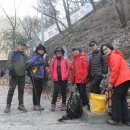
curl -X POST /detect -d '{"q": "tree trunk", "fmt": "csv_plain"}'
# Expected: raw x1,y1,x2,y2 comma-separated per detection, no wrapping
114,0,127,28
62,0,71,27
48,0,63,35
89,0,96,11
12,27,16,50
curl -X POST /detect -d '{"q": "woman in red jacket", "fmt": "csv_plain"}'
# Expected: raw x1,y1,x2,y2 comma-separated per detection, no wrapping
50,47,70,111
100,43,130,126
71,46,89,110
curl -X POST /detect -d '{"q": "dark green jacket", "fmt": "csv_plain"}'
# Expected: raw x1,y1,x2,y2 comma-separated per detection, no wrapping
7,51,28,76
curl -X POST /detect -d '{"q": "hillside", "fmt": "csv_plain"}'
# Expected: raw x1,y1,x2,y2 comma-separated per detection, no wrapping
45,2,130,61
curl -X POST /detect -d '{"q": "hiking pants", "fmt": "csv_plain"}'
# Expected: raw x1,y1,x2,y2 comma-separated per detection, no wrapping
89,75,102,94
31,78,43,106
112,81,130,122
51,80,67,105
76,83,89,106
7,76,25,105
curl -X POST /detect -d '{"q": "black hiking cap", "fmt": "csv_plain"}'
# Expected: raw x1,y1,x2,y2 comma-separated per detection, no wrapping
89,40,97,46
54,47,65,55
36,44,46,51
72,46,82,52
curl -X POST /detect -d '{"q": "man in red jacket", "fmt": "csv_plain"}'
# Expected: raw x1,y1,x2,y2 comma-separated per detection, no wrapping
50,47,70,111
71,46,90,110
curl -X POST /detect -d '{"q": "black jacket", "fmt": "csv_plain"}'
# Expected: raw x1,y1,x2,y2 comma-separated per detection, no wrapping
89,49,108,77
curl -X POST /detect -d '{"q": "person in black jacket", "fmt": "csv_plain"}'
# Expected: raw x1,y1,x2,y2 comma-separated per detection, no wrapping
88,40,108,94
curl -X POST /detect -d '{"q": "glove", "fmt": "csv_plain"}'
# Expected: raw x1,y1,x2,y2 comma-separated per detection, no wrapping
26,64,31,71
102,74,107,80
9,69,17,77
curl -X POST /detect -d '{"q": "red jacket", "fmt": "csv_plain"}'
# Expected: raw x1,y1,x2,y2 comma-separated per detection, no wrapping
108,50,130,87
50,56,70,81
71,53,88,84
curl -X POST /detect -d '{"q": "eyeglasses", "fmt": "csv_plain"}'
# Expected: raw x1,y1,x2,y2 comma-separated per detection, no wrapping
102,47,108,52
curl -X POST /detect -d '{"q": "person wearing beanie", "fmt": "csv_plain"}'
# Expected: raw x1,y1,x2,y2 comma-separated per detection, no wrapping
71,46,90,111
50,47,70,111
5,38,28,113
27,44,46,111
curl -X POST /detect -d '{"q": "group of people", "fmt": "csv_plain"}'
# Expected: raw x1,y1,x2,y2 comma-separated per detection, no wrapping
4,38,130,126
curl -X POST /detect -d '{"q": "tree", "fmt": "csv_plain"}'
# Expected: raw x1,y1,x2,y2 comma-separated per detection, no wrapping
0,6,17,49
37,0,59,28
0,0,25,50
19,17,40,40
48,0,63,34
62,0,71,27
33,2,71,35
114,0,127,28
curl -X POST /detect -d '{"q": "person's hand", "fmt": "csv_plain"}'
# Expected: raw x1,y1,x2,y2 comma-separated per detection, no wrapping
9,69,17,77
72,83,74,86
107,84,113,90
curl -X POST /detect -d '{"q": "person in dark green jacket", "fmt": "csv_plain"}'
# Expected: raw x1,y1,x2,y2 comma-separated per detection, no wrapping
4,39,28,113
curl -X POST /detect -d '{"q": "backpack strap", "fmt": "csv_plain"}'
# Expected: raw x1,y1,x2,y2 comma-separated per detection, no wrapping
11,51,27,63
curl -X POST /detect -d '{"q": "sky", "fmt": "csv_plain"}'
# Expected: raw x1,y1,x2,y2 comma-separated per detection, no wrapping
0,0,100,18
0,0,38,17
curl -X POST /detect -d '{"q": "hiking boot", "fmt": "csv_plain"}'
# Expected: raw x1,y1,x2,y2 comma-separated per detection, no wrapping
122,120,130,126
38,105,45,111
126,122,130,126
18,104,27,112
33,105,40,111
107,119,122,126
51,104,56,111
4,104,11,113
60,103,66,111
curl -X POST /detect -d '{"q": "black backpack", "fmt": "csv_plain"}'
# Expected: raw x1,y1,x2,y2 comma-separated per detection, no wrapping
58,90,83,122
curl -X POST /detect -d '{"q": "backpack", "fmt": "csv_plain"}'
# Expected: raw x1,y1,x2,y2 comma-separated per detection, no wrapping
58,90,83,122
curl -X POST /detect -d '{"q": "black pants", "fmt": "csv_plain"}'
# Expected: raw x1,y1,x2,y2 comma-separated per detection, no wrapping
51,80,67,105
89,75,102,94
31,78,43,106
76,83,89,106
112,81,130,122
7,76,25,105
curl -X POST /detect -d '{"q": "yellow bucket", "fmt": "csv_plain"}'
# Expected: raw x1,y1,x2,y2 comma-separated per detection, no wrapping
89,93,106,113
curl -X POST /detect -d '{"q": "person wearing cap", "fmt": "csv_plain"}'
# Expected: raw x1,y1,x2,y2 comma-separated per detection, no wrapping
5,39,28,113
88,40,108,94
71,46,90,110
27,44,46,111
50,47,70,111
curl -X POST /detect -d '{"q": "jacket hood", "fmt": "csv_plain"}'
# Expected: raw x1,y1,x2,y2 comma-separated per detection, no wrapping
72,52,86,58
53,56,64,60
111,50,124,58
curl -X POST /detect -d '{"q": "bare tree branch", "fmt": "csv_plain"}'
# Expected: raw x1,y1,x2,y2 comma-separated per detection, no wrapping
48,0,63,35
19,18,30,39
0,5,14,28
33,6,68,30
